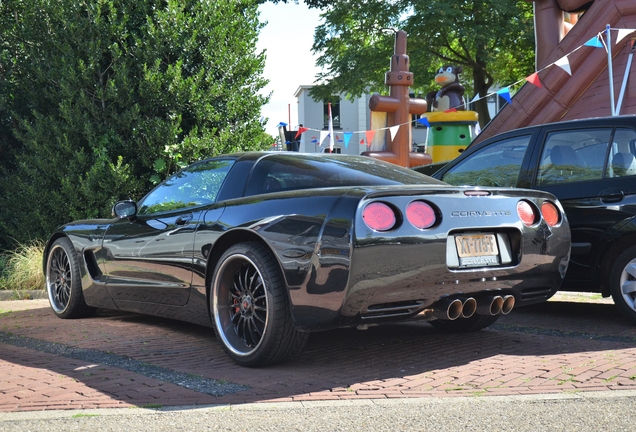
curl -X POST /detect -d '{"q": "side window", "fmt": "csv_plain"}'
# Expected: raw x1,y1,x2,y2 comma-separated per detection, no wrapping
536,128,612,185
607,128,636,178
441,135,531,187
138,159,234,215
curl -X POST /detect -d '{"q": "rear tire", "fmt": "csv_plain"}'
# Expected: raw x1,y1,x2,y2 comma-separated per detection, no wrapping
211,242,309,366
45,237,96,319
609,245,636,324
429,314,499,333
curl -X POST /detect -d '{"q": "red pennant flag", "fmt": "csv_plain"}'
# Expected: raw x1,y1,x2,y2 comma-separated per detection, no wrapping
365,130,376,145
444,108,457,113
525,72,542,88
360,139,365,144
294,127,309,139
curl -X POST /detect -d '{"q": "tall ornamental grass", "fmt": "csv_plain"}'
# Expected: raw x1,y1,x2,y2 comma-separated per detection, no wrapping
0,240,45,291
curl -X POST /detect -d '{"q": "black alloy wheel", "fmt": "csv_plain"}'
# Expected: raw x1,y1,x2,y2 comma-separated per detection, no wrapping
45,237,95,319
211,242,309,366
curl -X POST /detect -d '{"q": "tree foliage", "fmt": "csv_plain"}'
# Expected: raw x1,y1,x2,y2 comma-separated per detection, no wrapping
275,0,535,128
0,0,271,249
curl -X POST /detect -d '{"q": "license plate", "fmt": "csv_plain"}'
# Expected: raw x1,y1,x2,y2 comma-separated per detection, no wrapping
455,234,499,267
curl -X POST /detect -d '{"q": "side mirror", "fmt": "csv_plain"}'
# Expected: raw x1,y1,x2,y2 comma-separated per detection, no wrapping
112,200,137,219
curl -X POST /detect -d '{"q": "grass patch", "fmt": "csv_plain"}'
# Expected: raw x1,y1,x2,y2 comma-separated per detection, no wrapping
0,240,45,291
140,403,163,409
71,413,100,418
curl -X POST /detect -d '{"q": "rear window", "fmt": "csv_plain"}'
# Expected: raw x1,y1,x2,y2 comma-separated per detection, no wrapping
245,154,445,196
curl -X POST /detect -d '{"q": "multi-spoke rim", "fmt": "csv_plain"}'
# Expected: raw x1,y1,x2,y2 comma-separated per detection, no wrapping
46,245,72,313
213,254,269,357
619,260,636,312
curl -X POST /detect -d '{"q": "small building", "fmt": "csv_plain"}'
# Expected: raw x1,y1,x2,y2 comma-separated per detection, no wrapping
293,85,431,154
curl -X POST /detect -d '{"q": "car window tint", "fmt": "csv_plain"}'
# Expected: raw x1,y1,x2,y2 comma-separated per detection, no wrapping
536,128,611,185
440,135,530,187
245,154,445,196
607,128,636,178
138,159,235,215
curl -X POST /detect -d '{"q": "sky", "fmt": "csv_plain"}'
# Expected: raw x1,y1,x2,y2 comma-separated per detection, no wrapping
256,2,323,137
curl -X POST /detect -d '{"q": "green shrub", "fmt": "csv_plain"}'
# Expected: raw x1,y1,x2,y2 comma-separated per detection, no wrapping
0,240,45,291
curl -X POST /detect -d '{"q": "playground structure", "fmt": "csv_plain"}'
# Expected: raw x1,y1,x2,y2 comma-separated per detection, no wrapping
475,0,636,144
361,31,432,168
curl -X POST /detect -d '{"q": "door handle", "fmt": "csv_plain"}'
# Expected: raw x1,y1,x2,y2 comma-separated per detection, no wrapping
600,190,624,203
176,215,193,225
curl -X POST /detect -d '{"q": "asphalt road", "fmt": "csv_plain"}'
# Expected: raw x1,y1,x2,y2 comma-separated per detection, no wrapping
1,391,635,431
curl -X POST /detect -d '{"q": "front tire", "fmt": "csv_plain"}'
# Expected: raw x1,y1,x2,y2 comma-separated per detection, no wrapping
429,314,499,333
45,237,96,319
609,245,636,324
211,242,309,366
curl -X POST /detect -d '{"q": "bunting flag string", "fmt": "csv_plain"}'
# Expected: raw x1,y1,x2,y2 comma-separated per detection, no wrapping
280,26,636,147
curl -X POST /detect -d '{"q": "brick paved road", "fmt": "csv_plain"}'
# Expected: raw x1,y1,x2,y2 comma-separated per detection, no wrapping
1,295,635,412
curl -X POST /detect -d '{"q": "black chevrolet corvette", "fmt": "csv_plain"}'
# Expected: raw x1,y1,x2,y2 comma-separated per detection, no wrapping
44,152,571,366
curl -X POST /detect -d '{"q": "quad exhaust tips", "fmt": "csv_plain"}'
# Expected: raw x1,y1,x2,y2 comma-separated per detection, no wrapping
430,294,515,320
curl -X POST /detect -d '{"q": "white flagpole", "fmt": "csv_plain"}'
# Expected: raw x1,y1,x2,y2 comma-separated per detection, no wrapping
328,102,334,152
607,24,616,116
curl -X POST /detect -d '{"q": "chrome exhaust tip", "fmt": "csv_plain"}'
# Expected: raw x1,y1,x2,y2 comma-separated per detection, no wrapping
461,297,477,318
501,295,515,315
431,298,463,321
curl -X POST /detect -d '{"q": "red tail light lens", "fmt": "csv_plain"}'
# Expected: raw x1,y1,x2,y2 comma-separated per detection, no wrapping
406,201,436,229
362,202,397,231
541,201,560,227
517,200,538,226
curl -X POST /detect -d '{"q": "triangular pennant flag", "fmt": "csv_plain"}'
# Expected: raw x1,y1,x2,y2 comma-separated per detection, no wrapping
343,132,352,148
365,130,376,145
470,94,480,103
555,56,572,75
389,125,400,141
525,71,542,88
584,35,603,48
616,28,636,45
360,139,365,145
319,130,329,144
294,127,308,139
496,87,512,104
417,117,430,127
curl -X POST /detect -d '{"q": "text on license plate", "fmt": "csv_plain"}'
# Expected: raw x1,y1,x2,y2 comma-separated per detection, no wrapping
455,234,498,258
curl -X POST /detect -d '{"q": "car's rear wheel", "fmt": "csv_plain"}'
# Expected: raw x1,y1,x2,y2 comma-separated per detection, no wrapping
609,245,636,324
429,314,499,333
211,242,309,366
45,237,96,319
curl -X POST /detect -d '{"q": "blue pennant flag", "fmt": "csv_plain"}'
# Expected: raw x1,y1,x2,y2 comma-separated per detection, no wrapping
497,87,512,104
343,132,353,148
277,122,288,127
417,117,430,127
584,36,603,48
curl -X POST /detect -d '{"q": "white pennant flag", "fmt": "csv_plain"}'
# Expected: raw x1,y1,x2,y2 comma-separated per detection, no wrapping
389,125,400,141
616,28,636,45
555,55,572,76
319,130,329,145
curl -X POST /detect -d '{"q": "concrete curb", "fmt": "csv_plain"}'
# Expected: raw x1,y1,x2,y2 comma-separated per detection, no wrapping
0,290,47,301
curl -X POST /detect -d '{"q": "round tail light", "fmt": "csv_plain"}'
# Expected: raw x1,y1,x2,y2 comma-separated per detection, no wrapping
541,201,560,227
362,202,397,231
406,201,436,229
517,200,538,226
